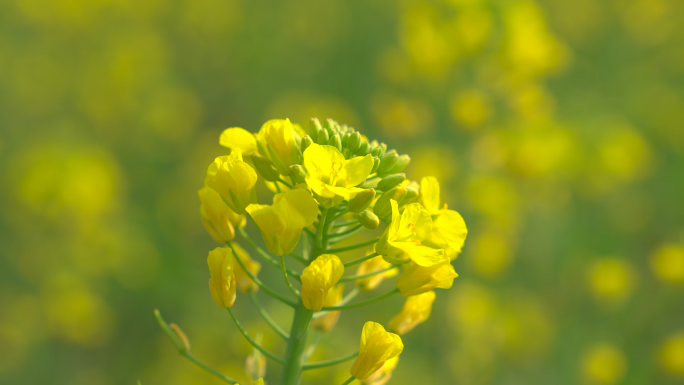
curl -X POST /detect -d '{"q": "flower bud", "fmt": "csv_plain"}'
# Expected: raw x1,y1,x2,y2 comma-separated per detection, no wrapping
317,128,330,145
301,135,314,152
370,145,384,157
347,131,361,153
388,154,410,174
348,189,376,213
311,284,344,333
251,154,280,182
301,254,345,310
328,132,343,152
371,156,381,174
207,247,237,308
324,118,339,133
289,164,308,185
309,117,323,142
169,323,191,352
388,291,436,335
355,254,397,290
377,150,398,174
395,258,458,297
206,150,258,215
350,322,403,380
356,140,370,156
198,186,244,243
358,210,380,230
376,173,406,192
373,186,407,218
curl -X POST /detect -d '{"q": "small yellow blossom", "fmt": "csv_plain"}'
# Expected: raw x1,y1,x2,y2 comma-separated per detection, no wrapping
376,200,444,267
311,284,345,332
350,322,403,380
395,256,458,297
581,343,627,385
586,258,637,304
659,331,684,378
362,356,399,385
259,119,302,175
355,254,398,291
420,177,468,259
389,291,436,335
206,149,258,214
301,254,344,311
219,127,258,156
303,143,374,208
198,186,245,243
650,244,684,284
246,188,318,256
207,247,237,308
231,243,261,293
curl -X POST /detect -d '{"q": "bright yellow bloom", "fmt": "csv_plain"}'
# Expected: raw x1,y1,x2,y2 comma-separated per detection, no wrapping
198,186,245,243
301,254,344,311
207,247,237,308
231,243,261,293
219,127,258,156
246,188,318,256
395,256,457,297
254,379,264,385
389,291,436,335
206,149,258,214
350,322,403,380
376,200,444,267
355,254,398,291
581,343,627,385
362,356,399,385
420,177,468,259
311,284,344,332
650,244,684,284
259,118,302,175
303,143,374,208
659,332,684,377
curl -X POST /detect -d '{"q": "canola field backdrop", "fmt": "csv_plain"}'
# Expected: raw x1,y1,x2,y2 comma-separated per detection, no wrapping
0,0,683,384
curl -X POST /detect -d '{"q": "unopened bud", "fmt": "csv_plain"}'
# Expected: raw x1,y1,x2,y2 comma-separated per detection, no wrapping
318,128,329,145
328,133,342,152
356,141,370,156
324,118,339,133
348,188,376,213
358,210,380,229
347,132,361,153
289,164,307,185
301,135,314,152
377,150,398,174
309,118,323,142
374,186,407,218
169,323,191,352
376,173,405,192
371,156,381,173
251,154,280,182
341,132,350,147
388,154,411,174
399,187,419,207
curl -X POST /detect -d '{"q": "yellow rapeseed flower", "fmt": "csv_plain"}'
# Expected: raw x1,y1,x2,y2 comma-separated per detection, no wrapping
355,254,398,291
659,331,684,378
350,321,403,380
389,291,436,335
301,254,344,311
219,127,258,156
198,186,245,243
259,118,302,175
246,188,318,256
586,258,637,304
362,356,399,385
207,247,237,308
303,143,374,208
231,243,261,293
311,284,344,332
206,149,258,214
395,256,458,297
650,244,684,284
376,200,444,267
581,343,627,385
420,177,468,260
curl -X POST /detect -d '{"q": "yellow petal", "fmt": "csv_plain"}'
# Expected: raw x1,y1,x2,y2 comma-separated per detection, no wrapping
219,127,258,155
420,176,442,214
340,154,374,187
430,210,468,253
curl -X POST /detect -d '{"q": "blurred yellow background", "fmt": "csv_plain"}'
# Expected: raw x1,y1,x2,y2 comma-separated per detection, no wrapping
1,0,683,384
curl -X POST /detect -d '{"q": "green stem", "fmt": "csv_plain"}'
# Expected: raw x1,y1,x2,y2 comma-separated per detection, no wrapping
321,288,399,311
280,256,301,296
340,376,356,385
333,220,358,229
183,352,239,384
314,208,329,255
302,351,359,370
343,252,379,268
278,178,293,188
237,227,301,280
280,301,313,384
329,224,363,238
328,239,379,255
312,288,359,320
339,266,398,282
289,253,308,264
227,308,285,364
303,330,322,361
248,291,289,340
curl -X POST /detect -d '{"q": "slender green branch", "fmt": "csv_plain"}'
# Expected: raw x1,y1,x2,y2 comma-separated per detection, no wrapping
274,181,282,193
303,227,315,239
302,351,359,370
297,309,314,340
289,253,308,264
328,239,379,255
339,265,398,282
343,252,379,268
248,291,289,340
321,288,399,311
314,208,329,255
333,220,358,229
329,224,363,238
330,208,350,223
183,352,239,384
340,376,356,385
237,227,301,280
304,330,322,361
312,288,359,320
280,256,301,296
227,308,286,364
227,242,297,307
329,227,366,246
277,178,293,188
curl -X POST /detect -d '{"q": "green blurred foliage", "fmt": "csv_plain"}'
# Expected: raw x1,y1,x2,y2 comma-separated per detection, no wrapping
1,0,683,384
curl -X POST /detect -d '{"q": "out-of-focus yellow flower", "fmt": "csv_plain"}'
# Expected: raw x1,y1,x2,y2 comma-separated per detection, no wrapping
255,379,264,385
303,143,374,208
362,356,399,385
198,186,245,243
207,247,237,308
231,243,261,293
650,244,684,284
659,331,684,378
246,188,318,256
259,118,302,175
311,284,344,332
389,291,436,335
586,258,637,304
301,254,344,311
420,177,468,260
581,343,627,385
219,127,258,156
395,256,457,297
376,200,444,267
206,149,258,214
469,229,514,278
350,321,403,380
355,254,398,291
450,90,491,129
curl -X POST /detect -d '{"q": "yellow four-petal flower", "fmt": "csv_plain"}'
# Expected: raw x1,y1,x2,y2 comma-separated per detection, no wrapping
301,254,344,311
350,321,403,380
207,247,237,308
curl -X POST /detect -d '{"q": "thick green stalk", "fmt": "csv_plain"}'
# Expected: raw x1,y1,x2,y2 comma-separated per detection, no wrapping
280,301,313,384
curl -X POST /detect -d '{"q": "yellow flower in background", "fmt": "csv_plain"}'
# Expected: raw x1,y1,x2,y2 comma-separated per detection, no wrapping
207,247,237,308
311,284,345,332
420,177,468,260
586,258,637,304
650,244,684,284
301,254,344,311
362,356,399,385
659,332,684,378
259,118,302,175
219,127,258,156
350,321,403,380
198,186,245,243
206,149,258,214
581,343,627,385
255,379,264,385
303,143,374,208
389,291,436,335
356,254,398,291
246,188,318,256
376,200,444,267
231,243,261,293
395,256,457,297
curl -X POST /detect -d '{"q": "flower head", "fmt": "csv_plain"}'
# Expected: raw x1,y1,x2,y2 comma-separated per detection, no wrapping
207,247,237,308
301,254,344,311
311,284,345,332
355,254,398,291
246,188,318,256
395,257,458,297
198,186,245,243
350,322,403,380
304,143,374,208
389,291,436,335
420,177,468,260
259,119,303,175
206,149,258,214
231,243,261,293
